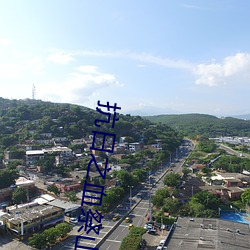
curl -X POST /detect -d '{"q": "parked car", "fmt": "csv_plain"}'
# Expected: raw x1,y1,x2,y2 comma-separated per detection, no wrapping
144,223,153,230
147,228,156,234
69,217,78,224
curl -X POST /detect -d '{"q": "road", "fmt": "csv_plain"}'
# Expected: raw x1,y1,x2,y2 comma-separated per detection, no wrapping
219,144,245,157
96,141,194,250
53,140,194,250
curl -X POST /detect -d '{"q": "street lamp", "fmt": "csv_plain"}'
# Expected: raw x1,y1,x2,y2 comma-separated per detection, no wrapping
128,185,134,209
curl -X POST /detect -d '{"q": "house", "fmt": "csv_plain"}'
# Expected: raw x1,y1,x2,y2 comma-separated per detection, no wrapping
227,187,244,199
26,150,45,166
110,163,130,172
128,142,142,152
53,179,81,193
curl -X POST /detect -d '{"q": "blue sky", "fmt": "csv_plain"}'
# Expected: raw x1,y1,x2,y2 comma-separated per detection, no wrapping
0,0,250,116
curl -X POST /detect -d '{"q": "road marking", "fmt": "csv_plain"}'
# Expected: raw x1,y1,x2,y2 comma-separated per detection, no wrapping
106,239,122,243
134,207,148,210
119,224,128,228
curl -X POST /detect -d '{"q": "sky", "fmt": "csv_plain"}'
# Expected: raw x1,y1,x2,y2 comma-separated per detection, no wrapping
1,0,250,117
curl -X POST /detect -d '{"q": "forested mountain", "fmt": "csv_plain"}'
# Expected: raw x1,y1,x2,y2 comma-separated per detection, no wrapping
0,97,182,157
144,113,250,137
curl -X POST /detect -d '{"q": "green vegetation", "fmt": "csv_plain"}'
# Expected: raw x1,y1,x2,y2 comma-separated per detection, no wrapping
144,113,250,137
47,185,60,196
12,187,27,204
119,226,147,250
0,169,18,189
163,172,181,187
28,223,72,249
241,188,250,205
212,155,250,173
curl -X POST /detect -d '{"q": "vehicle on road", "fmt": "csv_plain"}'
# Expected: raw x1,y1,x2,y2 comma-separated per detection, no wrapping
128,223,134,229
124,217,131,223
112,214,120,221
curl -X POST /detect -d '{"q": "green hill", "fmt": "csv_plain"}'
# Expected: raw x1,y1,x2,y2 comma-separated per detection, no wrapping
144,113,250,137
0,97,182,157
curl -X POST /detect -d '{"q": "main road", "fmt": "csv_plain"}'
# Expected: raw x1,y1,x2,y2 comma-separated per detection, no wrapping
54,141,193,250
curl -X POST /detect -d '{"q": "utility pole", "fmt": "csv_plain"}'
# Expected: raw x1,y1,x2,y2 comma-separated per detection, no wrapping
148,174,152,222
128,185,133,209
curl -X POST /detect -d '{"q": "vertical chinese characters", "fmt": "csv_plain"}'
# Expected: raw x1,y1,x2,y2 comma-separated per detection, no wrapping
75,101,121,250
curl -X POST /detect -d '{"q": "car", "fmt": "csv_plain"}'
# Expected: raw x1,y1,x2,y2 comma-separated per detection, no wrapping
156,247,167,250
112,214,120,221
128,224,134,229
147,228,156,234
90,223,104,229
144,223,153,229
69,217,78,224
124,217,131,223
159,240,165,247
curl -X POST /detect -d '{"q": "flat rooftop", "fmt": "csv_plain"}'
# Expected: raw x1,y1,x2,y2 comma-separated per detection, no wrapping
3,204,62,225
166,217,250,250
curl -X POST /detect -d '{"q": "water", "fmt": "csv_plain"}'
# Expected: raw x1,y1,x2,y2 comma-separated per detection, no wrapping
220,211,250,224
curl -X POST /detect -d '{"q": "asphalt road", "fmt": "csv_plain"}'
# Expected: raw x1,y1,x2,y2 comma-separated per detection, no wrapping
53,140,194,250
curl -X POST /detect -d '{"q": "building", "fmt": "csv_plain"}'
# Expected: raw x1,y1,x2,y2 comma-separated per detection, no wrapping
26,150,44,166
166,217,250,250
1,202,64,238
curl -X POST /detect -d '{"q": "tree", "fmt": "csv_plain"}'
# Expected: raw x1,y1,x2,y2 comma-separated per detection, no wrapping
55,223,72,237
191,191,220,211
65,191,78,202
43,227,60,245
116,170,138,188
47,185,60,196
29,233,47,249
0,169,18,189
163,172,181,187
182,167,192,177
162,197,179,214
152,188,170,207
241,188,250,205
94,186,125,212
12,187,27,204
132,169,147,182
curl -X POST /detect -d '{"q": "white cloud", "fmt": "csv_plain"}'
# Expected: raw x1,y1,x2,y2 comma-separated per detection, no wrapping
0,63,27,78
39,66,123,103
47,51,75,64
77,65,98,74
0,56,45,78
193,53,250,86
75,50,193,70
0,38,11,46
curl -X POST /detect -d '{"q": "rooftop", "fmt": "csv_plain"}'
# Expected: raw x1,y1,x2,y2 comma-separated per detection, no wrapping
166,217,250,250
2,204,62,225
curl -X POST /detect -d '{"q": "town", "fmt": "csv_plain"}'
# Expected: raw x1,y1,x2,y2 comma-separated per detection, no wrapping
0,100,250,250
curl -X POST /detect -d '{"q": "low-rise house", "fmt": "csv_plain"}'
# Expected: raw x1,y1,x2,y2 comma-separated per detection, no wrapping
227,187,244,199
26,150,44,166
128,142,143,152
53,179,81,193
109,163,130,172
